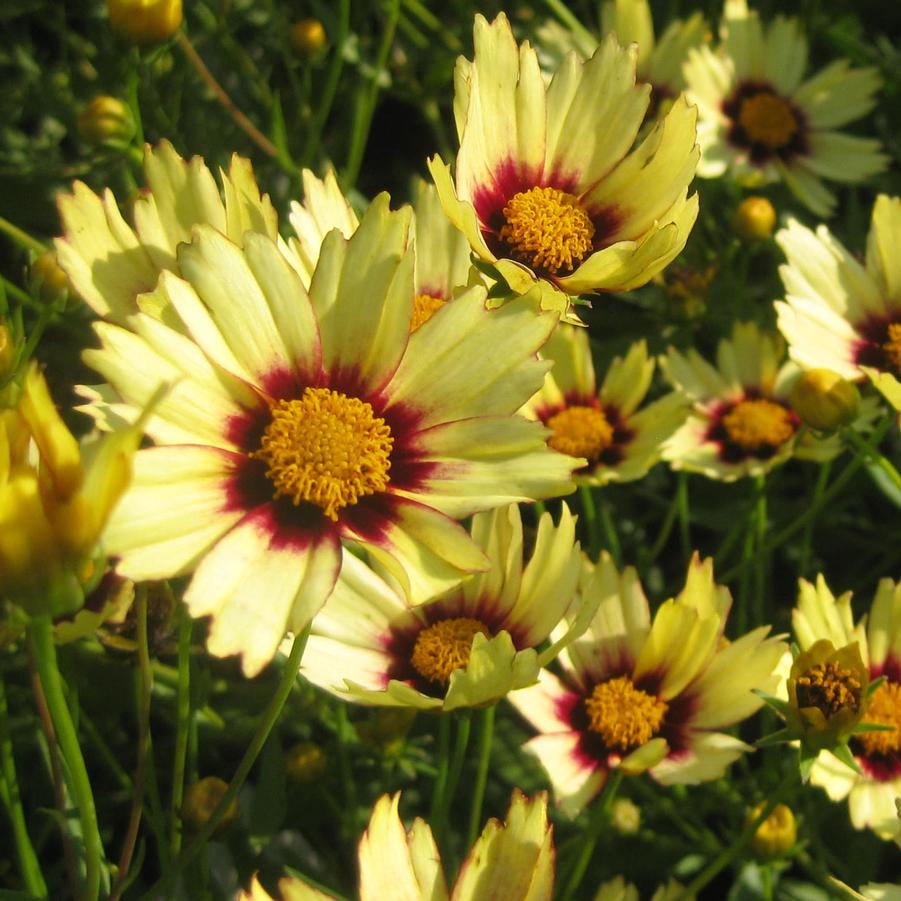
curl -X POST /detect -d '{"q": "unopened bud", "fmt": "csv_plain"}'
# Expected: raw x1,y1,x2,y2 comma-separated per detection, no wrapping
284,741,327,783
77,96,135,149
611,797,641,835
30,251,70,304
0,322,14,379
182,776,238,833
790,369,860,432
733,196,776,242
748,802,797,859
289,19,327,56
107,0,182,46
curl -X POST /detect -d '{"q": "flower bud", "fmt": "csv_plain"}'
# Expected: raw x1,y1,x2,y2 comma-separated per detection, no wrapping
611,797,641,835
733,196,776,242
747,802,797,859
30,251,70,305
0,321,15,382
107,0,182,46
356,708,416,756
182,776,238,833
790,369,860,432
289,19,327,56
284,741,327,783
77,96,135,149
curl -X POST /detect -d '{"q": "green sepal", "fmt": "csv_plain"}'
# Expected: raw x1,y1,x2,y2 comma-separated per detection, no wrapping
830,742,862,776
798,746,819,783
851,720,895,734
756,728,794,748
753,690,791,718
472,257,507,287
864,675,886,699
789,642,801,660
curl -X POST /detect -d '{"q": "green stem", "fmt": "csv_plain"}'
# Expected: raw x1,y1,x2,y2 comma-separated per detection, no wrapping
0,214,46,255
844,424,901,492
0,672,48,898
335,701,358,841
29,615,102,901
798,461,831,577
429,714,451,821
752,474,768,629
541,0,597,49
433,711,471,850
646,480,681,565
579,484,601,559
597,492,623,568
169,606,193,858
465,704,496,849
560,770,623,901
342,0,400,188
674,768,797,900
676,472,691,564
110,588,151,901
139,629,309,901
303,0,350,167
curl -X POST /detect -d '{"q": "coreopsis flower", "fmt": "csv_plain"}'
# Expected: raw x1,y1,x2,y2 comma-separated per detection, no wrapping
0,363,144,616
509,553,785,817
239,790,555,901
523,324,686,485
792,575,901,839
684,0,886,217
429,12,700,320
774,196,901,410
300,503,589,710
84,199,576,675
56,140,285,323
661,321,801,480
289,175,476,331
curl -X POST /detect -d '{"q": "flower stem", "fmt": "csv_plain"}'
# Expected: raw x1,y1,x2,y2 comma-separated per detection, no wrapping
0,671,48,899
430,714,451,820
169,604,193,859
541,0,597,49
139,628,309,901
843,424,901,493
559,770,623,901
342,0,400,187
465,704,496,848
432,711,471,851
752,474,768,628
597,492,623,568
0,214,46,255
28,614,103,901
676,472,691,564
798,461,831,577
579,484,601,558
674,768,797,900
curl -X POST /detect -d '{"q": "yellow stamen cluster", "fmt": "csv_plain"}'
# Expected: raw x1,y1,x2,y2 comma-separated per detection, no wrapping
410,293,446,333
796,660,862,718
499,186,595,275
547,405,614,461
584,676,668,752
252,388,393,521
856,680,901,756
410,617,490,685
722,398,795,452
882,323,901,375
738,93,798,150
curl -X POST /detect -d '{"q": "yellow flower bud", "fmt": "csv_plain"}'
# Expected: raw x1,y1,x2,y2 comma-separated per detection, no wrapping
289,18,327,56
0,363,143,616
30,251,70,305
733,196,776,242
77,96,135,149
107,0,182,46
747,802,797,859
610,797,641,835
0,322,15,382
355,708,417,755
284,741,327,783
790,369,860,432
182,776,238,833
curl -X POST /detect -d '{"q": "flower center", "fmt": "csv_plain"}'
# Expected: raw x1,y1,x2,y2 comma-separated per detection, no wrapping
738,92,798,150
499,186,595,275
722,398,795,452
410,617,491,685
547,405,614,461
856,680,901,756
411,294,446,333
252,387,393,521
796,660,862,718
584,676,668,752
881,323,901,376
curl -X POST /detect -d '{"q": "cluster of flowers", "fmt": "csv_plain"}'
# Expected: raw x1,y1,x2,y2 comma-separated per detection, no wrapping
3,0,900,896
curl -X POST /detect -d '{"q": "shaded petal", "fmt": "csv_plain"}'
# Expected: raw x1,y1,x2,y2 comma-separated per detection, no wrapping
185,508,340,676
650,731,752,784
793,61,881,129
524,733,606,819
868,195,901,302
